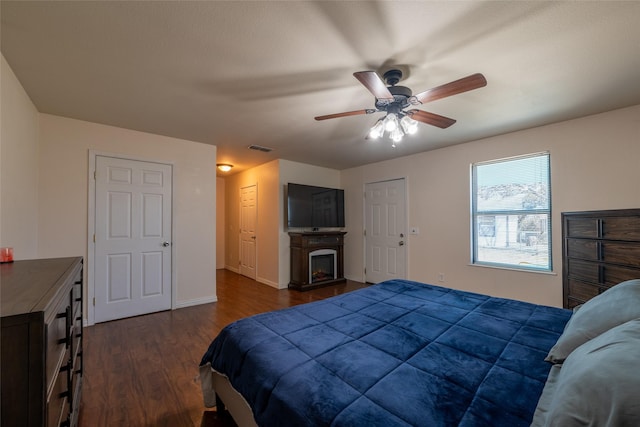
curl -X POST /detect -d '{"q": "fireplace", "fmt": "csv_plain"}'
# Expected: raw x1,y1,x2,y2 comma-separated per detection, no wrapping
309,249,337,284
288,231,346,291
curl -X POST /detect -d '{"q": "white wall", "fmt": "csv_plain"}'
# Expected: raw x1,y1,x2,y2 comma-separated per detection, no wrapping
342,104,640,307
224,159,280,287
278,160,342,287
224,159,341,288
0,54,40,258
37,114,218,315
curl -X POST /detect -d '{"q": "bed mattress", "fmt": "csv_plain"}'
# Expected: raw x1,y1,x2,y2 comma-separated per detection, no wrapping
200,279,571,426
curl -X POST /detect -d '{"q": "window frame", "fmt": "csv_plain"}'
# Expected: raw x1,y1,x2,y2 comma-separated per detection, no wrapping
470,152,552,272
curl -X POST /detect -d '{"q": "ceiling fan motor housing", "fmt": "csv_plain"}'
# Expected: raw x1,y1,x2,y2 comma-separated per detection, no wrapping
383,69,403,86
376,85,413,111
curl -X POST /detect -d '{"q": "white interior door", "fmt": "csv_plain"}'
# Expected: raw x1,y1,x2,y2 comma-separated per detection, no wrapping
365,178,407,283
94,156,172,323
239,184,257,279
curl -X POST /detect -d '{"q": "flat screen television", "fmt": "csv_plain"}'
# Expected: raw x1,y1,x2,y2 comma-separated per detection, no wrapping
287,183,345,229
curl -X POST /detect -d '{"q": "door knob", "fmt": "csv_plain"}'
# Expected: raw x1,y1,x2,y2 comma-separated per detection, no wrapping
162,241,170,247
251,236,256,240
399,241,405,246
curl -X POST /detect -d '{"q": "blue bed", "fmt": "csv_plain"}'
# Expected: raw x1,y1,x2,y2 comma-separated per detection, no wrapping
200,279,572,426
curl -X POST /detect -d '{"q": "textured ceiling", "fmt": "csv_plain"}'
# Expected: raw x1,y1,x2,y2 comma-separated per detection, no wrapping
2,1,640,175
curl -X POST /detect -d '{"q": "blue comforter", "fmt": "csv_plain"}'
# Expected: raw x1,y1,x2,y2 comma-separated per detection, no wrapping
200,279,571,426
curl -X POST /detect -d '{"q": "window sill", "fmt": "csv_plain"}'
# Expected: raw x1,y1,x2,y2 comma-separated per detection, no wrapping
469,263,557,276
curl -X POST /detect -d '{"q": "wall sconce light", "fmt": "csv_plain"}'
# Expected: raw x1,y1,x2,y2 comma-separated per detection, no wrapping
217,163,233,172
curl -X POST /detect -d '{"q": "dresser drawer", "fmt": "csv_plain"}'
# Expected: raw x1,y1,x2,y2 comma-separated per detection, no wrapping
567,239,640,266
567,279,607,303
602,241,640,265
602,216,640,240
566,258,640,285
565,218,599,238
46,301,71,392
70,358,82,418
566,239,597,260
601,264,640,286
566,215,640,240
71,281,82,309
566,258,599,283
47,356,70,427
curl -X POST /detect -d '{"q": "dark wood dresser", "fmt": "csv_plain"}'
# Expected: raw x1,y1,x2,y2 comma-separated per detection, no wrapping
1,257,83,427
562,209,640,308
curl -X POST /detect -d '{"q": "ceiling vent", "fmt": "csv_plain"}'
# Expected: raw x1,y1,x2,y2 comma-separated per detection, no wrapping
248,144,273,153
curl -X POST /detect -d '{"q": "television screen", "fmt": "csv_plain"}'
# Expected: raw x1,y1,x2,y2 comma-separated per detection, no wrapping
287,183,345,229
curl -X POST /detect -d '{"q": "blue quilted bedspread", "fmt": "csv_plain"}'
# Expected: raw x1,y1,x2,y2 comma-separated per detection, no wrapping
200,279,571,426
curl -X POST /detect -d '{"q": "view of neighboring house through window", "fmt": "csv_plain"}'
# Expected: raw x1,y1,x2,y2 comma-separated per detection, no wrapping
471,152,551,271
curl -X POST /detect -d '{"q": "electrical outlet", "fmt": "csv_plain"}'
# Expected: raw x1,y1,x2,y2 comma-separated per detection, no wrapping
438,273,445,282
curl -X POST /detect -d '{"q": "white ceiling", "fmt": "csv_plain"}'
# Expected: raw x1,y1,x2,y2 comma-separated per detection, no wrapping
2,1,640,175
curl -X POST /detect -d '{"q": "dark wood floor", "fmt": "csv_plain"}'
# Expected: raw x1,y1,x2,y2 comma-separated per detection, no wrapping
78,270,367,427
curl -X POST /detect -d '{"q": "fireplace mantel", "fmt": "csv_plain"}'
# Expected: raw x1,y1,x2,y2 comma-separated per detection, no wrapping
288,231,346,291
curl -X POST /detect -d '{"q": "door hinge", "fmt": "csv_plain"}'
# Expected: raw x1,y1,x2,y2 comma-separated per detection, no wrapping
93,234,96,243
363,229,366,236
93,297,96,306
93,171,97,180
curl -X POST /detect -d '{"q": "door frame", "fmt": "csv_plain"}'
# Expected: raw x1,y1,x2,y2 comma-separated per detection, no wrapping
87,150,175,326
363,176,409,283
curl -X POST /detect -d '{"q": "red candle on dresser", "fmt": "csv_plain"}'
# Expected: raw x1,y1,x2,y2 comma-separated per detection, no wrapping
0,247,14,263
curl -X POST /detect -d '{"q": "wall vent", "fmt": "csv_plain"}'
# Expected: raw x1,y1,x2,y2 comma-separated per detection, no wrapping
248,144,273,153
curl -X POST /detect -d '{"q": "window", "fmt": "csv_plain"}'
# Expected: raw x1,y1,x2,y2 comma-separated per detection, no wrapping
471,152,551,271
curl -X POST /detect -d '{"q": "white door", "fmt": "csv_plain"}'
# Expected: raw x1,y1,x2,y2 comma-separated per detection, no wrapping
239,185,257,279
94,156,172,323
365,178,407,283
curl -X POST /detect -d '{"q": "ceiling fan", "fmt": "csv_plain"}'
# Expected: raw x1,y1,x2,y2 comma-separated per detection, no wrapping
314,69,487,146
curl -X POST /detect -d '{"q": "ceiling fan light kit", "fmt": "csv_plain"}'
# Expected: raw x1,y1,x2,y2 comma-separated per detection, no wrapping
369,112,419,146
315,68,487,147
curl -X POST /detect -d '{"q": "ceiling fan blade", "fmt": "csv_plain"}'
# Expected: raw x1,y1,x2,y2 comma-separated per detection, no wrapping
353,71,395,101
406,110,457,129
414,73,487,104
314,109,375,121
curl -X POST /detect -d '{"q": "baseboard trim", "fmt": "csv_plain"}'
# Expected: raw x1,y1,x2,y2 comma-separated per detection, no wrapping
175,295,218,309
225,265,240,274
256,276,281,289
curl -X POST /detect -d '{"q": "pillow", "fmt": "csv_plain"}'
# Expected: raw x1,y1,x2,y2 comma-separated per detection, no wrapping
545,279,640,363
529,364,561,427
532,318,640,427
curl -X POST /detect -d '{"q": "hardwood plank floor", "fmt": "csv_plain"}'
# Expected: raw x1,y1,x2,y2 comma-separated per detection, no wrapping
78,269,367,427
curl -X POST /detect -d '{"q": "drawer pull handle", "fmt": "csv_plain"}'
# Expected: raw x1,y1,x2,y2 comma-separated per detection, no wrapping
57,307,73,347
